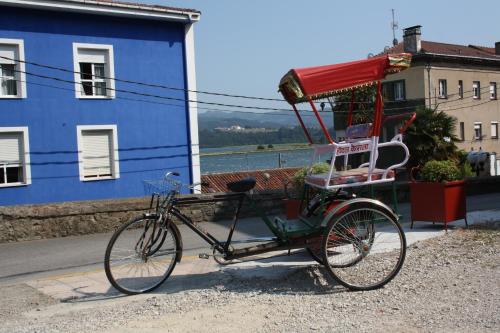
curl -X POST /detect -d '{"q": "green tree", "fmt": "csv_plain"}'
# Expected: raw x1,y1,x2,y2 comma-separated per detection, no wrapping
404,107,459,169
332,85,377,126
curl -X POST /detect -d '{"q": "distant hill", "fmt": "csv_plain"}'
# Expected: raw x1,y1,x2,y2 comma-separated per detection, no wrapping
198,111,334,130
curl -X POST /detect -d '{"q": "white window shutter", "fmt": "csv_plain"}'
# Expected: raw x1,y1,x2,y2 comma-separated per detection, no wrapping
77,49,107,63
81,130,112,177
0,44,18,64
0,132,22,165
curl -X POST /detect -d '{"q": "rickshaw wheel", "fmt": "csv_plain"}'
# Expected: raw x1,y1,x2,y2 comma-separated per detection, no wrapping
321,201,406,291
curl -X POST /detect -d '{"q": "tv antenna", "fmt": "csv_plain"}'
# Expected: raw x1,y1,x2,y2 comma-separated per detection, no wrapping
391,9,398,46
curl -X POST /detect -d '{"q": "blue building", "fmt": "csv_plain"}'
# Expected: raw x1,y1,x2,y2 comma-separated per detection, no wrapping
0,0,201,205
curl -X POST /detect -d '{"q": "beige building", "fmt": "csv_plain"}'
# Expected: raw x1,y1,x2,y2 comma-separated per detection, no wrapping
382,26,500,155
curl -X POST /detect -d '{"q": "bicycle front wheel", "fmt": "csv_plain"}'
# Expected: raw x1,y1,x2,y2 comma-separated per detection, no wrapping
322,202,406,291
104,215,181,295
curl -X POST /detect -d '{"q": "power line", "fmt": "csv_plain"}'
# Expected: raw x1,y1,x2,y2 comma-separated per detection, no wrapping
0,55,287,102
438,98,498,111
2,55,492,106
1,70,495,117
5,69,424,115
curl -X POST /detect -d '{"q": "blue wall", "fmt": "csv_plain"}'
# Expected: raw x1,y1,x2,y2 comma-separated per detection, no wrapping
0,7,193,205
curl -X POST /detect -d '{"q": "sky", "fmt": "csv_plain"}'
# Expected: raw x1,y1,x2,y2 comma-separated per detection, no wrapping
134,0,500,111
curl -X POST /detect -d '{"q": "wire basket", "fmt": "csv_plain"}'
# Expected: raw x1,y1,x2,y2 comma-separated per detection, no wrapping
142,178,181,198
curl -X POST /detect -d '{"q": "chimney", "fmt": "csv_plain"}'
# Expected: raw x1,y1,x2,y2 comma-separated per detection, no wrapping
496,42,500,55
403,25,422,53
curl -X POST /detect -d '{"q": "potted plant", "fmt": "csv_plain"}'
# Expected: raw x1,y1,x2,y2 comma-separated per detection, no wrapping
410,159,472,230
403,107,473,230
283,163,330,219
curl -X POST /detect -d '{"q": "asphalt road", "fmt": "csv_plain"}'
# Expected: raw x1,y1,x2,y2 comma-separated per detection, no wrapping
0,192,498,286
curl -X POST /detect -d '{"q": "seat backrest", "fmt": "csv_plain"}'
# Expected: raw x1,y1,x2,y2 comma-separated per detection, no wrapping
345,123,372,139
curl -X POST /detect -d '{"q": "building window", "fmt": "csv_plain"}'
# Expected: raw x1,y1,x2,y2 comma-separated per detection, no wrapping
473,81,481,99
474,123,482,140
0,127,31,187
438,79,447,98
492,122,498,139
459,122,465,141
0,39,26,98
77,125,120,181
382,80,405,101
73,43,115,98
490,82,497,100
458,80,463,99
382,127,388,142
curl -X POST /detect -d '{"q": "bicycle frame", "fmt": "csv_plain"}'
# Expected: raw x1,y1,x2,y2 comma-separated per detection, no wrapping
163,190,323,260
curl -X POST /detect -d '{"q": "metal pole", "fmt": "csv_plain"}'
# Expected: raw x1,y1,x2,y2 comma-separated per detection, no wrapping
426,63,432,109
308,97,334,144
291,104,313,144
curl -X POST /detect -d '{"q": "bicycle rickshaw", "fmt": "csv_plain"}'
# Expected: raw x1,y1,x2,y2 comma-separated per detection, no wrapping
104,53,415,295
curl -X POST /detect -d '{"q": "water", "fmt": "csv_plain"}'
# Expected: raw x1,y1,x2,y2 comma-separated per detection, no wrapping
200,146,314,174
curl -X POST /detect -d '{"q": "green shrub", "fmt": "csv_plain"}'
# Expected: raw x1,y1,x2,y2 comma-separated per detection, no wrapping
293,162,330,193
420,160,462,182
460,162,474,179
267,144,274,149
257,145,265,150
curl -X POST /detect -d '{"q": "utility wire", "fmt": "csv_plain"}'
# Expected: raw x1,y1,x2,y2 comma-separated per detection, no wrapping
2,55,493,106
6,69,425,114
3,73,495,118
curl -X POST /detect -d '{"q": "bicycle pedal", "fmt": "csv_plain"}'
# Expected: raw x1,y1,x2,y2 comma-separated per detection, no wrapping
198,253,210,259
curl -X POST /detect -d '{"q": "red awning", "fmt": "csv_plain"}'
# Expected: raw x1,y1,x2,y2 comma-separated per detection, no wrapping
279,53,411,104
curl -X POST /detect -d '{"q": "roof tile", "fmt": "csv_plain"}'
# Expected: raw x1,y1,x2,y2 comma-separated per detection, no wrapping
385,40,499,60
201,168,300,193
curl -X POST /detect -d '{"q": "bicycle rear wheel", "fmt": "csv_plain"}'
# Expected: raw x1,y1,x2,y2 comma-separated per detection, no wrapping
322,202,406,291
104,215,181,295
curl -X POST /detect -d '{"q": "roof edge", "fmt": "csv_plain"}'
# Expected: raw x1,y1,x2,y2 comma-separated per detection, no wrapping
0,0,201,23
414,52,500,63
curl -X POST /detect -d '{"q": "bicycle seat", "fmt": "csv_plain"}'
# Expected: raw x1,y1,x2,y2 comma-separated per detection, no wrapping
226,177,256,192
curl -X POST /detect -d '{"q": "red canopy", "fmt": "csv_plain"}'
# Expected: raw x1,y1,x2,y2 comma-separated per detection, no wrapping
279,53,411,104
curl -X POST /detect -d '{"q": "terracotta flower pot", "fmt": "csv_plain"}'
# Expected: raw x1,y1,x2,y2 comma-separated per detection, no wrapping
409,180,468,231
283,198,302,220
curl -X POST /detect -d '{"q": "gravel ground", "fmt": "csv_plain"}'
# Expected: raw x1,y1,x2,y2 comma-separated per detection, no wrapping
1,222,499,333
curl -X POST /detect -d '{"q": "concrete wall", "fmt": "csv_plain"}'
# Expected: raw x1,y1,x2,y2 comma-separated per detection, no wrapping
385,59,500,154
427,66,500,154
384,65,426,100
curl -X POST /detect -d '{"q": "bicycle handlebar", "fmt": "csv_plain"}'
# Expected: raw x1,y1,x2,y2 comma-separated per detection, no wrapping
165,171,180,179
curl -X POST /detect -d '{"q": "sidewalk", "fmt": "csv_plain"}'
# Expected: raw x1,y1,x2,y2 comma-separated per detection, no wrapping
20,202,500,302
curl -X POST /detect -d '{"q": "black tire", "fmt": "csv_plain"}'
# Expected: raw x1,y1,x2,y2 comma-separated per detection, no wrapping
321,201,406,291
104,215,181,295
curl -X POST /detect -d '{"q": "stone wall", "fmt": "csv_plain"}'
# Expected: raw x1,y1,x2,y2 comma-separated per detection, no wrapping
0,190,285,243
1,176,499,243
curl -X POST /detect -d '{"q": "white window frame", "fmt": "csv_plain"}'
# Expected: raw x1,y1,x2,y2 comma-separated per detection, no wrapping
73,43,115,99
0,127,31,187
458,80,463,99
474,122,482,141
490,82,497,100
438,79,447,98
472,81,481,99
0,39,27,99
491,122,498,139
76,125,120,181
